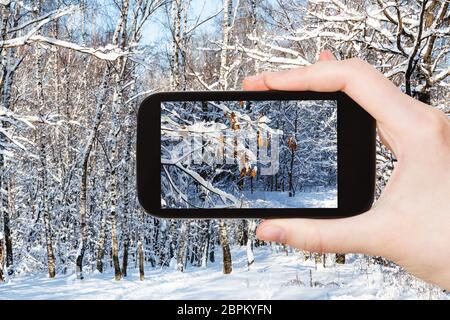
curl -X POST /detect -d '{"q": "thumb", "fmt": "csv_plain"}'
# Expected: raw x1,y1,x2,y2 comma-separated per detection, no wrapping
256,212,381,255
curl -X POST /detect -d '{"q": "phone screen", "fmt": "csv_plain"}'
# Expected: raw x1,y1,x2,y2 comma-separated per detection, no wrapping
160,100,337,209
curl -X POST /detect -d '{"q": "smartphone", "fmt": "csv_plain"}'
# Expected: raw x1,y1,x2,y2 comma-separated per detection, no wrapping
137,91,376,218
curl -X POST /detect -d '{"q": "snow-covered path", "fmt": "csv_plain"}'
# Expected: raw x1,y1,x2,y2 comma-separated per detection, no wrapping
241,189,337,208
0,246,447,300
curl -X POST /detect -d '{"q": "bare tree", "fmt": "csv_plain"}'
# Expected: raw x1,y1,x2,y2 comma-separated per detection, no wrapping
217,0,235,275
76,68,109,279
0,231,4,281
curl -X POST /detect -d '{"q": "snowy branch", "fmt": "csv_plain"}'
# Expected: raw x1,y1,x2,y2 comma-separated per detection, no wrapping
161,159,239,206
1,35,129,61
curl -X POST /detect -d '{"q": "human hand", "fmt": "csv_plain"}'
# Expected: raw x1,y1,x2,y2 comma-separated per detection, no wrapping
242,50,450,290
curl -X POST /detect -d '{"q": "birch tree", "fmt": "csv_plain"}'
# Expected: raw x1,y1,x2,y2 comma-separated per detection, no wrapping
0,231,4,281
218,0,234,275
76,68,109,279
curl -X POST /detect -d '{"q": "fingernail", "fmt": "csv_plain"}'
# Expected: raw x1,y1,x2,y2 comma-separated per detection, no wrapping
258,225,286,243
245,74,262,82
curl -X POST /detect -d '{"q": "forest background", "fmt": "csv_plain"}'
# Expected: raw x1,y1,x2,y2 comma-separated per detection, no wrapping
0,0,448,298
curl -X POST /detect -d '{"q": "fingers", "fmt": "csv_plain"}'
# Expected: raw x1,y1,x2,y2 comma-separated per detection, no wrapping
377,124,398,157
243,53,425,134
243,50,336,90
242,74,268,91
318,50,336,61
256,212,381,255
262,59,416,132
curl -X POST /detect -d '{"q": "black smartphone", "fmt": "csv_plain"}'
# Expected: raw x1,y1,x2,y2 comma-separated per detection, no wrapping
137,91,376,219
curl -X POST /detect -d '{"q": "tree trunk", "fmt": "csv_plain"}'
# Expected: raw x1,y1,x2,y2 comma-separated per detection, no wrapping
110,164,122,280
201,220,210,267
136,206,146,278
335,253,345,264
138,240,144,281
167,219,177,265
170,0,181,89
109,128,122,279
288,110,298,197
35,9,56,277
96,156,109,273
404,0,427,96
209,221,216,263
219,220,232,274
239,220,248,246
96,210,107,273
177,220,190,272
76,69,107,279
0,138,12,276
108,0,129,282
1,194,12,275
121,130,132,277
41,139,56,278
219,0,233,90
215,0,235,276
122,237,129,277
0,3,13,277
158,220,168,266
288,149,295,196
246,219,256,269
251,0,259,73
0,235,4,282
75,136,93,279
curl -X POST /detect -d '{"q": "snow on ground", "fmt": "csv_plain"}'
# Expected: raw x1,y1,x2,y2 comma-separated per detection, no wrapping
0,246,448,300
241,189,337,208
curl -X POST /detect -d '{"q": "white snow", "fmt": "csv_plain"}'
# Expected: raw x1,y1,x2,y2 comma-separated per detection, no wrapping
0,246,447,300
240,189,337,208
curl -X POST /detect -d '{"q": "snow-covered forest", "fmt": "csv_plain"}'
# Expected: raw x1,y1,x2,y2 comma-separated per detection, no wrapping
0,0,448,299
161,99,337,209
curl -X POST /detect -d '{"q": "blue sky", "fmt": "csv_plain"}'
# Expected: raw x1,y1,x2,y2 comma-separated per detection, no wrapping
141,0,222,45
91,0,222,46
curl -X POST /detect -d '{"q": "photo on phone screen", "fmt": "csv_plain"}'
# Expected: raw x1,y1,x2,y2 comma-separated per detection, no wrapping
160,99,337,209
